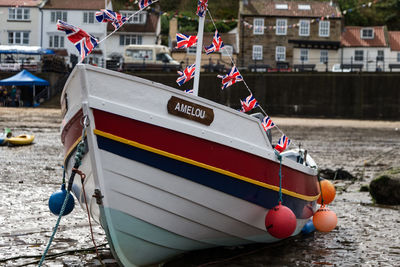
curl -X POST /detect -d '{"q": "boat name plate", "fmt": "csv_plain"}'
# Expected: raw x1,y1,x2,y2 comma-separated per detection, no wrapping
167,96,214,126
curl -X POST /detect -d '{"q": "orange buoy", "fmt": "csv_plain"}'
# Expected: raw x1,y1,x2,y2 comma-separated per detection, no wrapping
313,205,337,232
317,179,336,205
265,202,297,239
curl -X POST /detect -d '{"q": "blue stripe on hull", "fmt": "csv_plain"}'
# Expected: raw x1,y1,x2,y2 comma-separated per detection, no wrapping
97,135,315,218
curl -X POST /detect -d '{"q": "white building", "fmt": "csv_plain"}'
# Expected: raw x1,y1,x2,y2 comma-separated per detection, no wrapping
340,26,390,72
104,9,161,60
41,0,110,67
388,31,400,72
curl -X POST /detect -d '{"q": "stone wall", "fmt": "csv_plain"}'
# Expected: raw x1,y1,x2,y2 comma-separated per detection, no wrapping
134,72,400,120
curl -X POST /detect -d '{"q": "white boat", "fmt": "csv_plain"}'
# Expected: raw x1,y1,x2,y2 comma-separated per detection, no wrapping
60,2,320,266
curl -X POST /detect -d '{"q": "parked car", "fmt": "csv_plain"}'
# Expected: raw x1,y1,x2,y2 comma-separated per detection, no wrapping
122,45,180,71
332,64,351,72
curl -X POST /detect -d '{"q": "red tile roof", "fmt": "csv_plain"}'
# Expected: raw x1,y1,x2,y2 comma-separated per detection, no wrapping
341,26,388,47
388,31,400,51
0,0,43,7
42,0,110,10
241,0,341,18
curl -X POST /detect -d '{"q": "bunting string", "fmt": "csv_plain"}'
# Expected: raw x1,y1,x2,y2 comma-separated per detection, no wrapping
206,9,293,151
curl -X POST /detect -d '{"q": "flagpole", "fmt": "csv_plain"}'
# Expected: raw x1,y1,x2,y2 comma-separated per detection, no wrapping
193,14,205,96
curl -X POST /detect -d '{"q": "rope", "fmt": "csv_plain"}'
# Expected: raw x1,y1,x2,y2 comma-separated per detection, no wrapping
77,169,105,266
277,152,283,204
317,176,324,205
38,192,71,266
39,116,89,266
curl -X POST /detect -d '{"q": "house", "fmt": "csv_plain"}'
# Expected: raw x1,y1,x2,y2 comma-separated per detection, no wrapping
104,7,161,61
238,0,342,71
169,18,239,72
41,0,111,67
0,0,46,65
340,26,390,72
388,31,400,72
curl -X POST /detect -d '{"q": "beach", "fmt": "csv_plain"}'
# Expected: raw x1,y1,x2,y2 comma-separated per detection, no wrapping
0,107,399,266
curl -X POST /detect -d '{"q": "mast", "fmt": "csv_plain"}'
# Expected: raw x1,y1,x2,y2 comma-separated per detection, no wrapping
193,11,206,96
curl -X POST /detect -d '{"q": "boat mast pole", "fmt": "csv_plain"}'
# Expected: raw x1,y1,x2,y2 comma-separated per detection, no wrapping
193,14,205,96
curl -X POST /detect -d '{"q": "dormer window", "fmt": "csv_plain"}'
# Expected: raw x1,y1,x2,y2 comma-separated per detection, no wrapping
275,4,288,10
361,28,374,39
298,4,311,10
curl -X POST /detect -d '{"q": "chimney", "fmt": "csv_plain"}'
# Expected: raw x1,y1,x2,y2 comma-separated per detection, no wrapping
169,17,178,48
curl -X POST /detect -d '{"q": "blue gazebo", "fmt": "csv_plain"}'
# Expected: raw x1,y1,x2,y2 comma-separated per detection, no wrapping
0,69,50,106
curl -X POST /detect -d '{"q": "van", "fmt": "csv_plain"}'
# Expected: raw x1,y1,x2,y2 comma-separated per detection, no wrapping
123,45,180,71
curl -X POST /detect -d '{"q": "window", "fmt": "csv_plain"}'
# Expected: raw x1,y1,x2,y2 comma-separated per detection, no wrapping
397,53,400,62
253,18,264,35
320,50,328,63
8,8,30,20
83,12,95,24
8,31,29,45
252,45,263,60
119,35,142,45
299,20,310,36
187,46,197,54
377,50,384,61
276,46,286,61
221,45,233,57
121,11,146,24
276,19,287,35
354,50,364,61
275,4,288,9
298,4,311,10
361,28,374,39
51,11,67,23
319,21,330,37
300,49,308,62
49,35,65,48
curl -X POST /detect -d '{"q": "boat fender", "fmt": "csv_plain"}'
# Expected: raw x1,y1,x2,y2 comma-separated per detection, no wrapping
313,205,337,232
48,184,75,216
265,202,297,239
317,179,336,205
301,219,316,234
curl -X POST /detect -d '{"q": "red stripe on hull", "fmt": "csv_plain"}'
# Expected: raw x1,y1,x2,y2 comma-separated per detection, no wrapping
93,109,319,197
61,109,83,156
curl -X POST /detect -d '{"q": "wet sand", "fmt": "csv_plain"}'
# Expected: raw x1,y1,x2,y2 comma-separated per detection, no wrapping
0,107,399,266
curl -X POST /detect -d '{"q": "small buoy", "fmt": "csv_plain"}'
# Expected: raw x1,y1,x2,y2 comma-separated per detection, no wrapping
265,202,297,239
301,219,316,234
48,184,75,216
317,179,336,205
313,205,337,232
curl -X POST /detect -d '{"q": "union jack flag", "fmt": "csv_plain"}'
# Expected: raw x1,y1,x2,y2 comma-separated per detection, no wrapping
275,134,291,153
138,0,153,9
205,30,224,55
57,20,98,62
196,0,208,17
217,66,243,90
176,64,196,86
95,9,127,30
176,33,198,49
240,94,258,113
184,89,194,94
262,115,275,131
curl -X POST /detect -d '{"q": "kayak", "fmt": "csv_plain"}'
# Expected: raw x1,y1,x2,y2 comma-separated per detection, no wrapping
7,134,35,146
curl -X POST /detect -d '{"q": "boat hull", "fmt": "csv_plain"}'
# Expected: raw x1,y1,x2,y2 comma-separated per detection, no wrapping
61,65,319,266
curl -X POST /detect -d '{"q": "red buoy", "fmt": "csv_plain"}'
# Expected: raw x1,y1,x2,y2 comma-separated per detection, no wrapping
313,205,337,232
265,202,297,239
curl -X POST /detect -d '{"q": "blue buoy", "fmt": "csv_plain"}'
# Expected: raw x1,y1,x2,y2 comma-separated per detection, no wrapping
301,219,316,234
48,184,75,216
